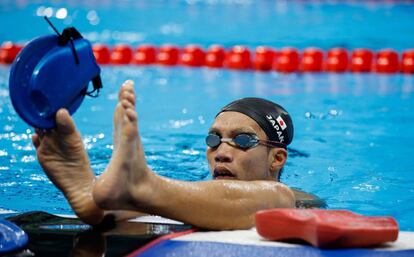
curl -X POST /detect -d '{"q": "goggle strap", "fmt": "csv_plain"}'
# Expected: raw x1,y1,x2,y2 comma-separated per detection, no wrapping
258,140,287,149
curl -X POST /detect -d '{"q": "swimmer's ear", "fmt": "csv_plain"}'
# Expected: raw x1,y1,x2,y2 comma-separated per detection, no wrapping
269,148,287,173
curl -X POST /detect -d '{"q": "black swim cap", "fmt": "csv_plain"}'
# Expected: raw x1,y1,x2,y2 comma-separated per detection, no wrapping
217,98,294,145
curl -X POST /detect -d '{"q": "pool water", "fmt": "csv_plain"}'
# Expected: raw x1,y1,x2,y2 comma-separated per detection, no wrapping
1,1,414,230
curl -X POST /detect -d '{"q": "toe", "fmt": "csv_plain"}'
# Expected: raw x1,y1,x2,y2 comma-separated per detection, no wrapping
121,91,135,106
126,108,137,122
35,128,45,139
32,134,40,148
121,99,133,109
124,79,135,88
55,109,77,135
119,80,135,100
123,81,135,96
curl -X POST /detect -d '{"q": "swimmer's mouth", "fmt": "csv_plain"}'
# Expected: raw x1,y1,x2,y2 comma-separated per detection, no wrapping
213,167,236,179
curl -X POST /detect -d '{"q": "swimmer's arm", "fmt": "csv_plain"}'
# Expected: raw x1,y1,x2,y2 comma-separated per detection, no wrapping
131,174,295,230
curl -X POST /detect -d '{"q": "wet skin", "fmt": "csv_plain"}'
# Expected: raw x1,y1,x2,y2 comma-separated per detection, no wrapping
34,80,295,230
33,81,142,224
207,111,287,181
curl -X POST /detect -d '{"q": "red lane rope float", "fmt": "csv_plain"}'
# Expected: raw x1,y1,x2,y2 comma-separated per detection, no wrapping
325,48,348,73
274,47,300,73
92,43,110,64
157,44,180,66
110,44,133,65
0,42,23,64
1,41,413,74
300,47,324,72
350,48,374,72
402,49,414,73
133,44,157,65
253,46,275,71
205,45,225,68
375,49,399,73
180,45,205,67
225,45,251,70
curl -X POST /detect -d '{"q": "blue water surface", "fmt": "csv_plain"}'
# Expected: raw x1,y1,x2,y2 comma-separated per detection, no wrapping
1,0,414,50
0,1,414,230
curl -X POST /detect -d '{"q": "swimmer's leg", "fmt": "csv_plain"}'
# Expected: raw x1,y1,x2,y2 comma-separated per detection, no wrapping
32,109,104,225
93,80,153,210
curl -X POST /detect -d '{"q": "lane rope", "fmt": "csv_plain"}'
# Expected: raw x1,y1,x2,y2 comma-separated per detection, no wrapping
1,41,413,73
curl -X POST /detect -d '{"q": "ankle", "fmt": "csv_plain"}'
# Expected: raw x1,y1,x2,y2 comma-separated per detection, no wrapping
128,168,158,209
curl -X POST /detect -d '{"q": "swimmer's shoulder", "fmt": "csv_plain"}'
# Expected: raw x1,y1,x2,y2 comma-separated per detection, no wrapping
292,188,327,209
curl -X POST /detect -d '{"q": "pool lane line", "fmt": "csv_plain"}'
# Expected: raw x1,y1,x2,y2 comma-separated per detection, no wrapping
1,42,414,73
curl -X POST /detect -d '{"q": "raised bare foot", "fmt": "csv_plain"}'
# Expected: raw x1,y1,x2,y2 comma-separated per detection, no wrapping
33,109,104,225
93,80,152,211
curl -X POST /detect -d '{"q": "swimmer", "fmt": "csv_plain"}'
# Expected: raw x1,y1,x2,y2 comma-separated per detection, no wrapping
33,80,314,230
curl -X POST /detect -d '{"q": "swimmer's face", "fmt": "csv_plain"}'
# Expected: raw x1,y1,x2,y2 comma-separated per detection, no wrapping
206,111,286,181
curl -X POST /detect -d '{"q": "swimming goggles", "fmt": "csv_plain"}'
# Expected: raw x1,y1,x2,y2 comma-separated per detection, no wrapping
205,133,286,150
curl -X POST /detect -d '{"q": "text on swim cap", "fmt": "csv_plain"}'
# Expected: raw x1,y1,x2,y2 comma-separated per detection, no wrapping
266,114,285,143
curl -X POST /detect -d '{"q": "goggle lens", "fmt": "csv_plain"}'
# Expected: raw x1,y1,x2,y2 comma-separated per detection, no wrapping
234,134,257,148
205,134,258,149
206,134,221,148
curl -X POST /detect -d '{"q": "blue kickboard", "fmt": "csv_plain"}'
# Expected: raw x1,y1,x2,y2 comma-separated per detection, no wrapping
132,240,414,257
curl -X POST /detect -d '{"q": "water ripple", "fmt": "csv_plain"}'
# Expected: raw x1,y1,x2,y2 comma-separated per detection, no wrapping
304,109,343,120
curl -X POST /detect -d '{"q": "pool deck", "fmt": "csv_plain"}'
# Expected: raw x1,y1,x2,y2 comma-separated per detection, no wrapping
4,211,413,257
129,227,414,257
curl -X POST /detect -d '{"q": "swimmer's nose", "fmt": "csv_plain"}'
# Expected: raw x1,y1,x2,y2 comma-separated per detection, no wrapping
214,142,233,163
